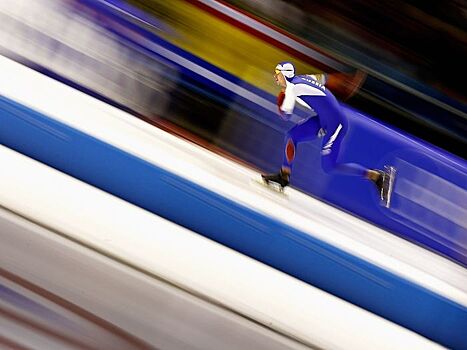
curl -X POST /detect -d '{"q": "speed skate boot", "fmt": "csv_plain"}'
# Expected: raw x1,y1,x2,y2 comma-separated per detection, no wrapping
368,166,396,208
261,169,290,191
370,169,385,195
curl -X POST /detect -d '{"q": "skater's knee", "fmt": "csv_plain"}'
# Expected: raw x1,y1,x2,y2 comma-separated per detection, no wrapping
285,138,295,164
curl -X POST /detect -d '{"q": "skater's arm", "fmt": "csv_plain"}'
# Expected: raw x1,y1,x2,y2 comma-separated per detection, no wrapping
277,90,290,121
280,83,296,116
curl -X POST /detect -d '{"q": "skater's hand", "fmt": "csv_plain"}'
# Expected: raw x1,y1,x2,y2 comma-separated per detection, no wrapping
277,91,292,121
277,90,285,108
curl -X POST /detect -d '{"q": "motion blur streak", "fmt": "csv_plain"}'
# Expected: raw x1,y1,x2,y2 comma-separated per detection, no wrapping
0,56,465,349
0,0,466,349
0,145,445,350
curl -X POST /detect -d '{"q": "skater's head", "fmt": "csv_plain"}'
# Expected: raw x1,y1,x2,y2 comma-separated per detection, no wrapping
274,61,295,87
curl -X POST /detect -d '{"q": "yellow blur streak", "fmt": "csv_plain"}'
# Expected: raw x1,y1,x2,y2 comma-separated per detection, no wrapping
130,0,321,94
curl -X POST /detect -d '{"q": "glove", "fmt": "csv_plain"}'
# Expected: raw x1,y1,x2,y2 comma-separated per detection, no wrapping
277,90,291,121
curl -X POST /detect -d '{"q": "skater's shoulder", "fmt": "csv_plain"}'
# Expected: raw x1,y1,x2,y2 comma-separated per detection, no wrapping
289,75,307,85
292,75,326,90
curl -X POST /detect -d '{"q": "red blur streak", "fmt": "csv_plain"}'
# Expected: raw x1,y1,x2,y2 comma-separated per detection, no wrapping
185,0,339,72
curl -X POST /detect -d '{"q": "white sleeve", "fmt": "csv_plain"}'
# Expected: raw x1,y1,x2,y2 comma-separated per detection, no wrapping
280,83,296,114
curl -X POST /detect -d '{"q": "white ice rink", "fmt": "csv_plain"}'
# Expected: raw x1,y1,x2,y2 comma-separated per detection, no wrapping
0,144,444,350
0,55,466,348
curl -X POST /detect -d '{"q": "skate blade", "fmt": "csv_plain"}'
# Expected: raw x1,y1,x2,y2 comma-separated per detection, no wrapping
251,178,288,196
381,166,396,208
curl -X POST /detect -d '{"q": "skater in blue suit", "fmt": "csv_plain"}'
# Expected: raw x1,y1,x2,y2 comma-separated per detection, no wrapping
262,61,394,203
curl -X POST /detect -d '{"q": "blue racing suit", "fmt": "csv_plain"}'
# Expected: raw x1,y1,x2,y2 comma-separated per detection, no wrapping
279,74,367,176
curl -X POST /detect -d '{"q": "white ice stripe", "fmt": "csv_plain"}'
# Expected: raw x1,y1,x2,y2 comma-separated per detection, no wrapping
323,124,342,149
0,146,445,350
199,0,345,71
1,55,466,307
294,83,326,97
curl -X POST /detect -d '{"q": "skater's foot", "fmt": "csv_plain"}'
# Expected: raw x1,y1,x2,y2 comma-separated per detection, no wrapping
366,169,384,194
366,167,396,207
262,168,290,189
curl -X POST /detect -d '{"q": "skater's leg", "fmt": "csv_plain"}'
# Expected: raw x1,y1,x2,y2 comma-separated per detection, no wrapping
263,117,320,188
282,117,321,172
365,167,397,207
320,123,367,176
320,122,395,206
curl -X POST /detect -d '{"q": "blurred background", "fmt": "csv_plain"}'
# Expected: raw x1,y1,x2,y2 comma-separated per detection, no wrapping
1,0,465,158
0,0,466,348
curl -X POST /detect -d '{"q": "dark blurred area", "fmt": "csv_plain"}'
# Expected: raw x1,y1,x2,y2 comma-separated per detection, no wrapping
1,0,465,159
228,0,467,102
226,0,467,158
